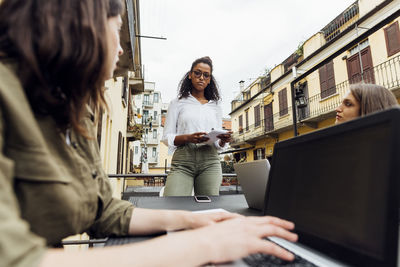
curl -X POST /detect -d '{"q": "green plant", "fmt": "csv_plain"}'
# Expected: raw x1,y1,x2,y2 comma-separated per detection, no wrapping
296,41,304,57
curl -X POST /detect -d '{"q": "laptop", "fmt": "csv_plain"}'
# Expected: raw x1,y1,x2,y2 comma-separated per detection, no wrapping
226,108,400,267
233,159,270,211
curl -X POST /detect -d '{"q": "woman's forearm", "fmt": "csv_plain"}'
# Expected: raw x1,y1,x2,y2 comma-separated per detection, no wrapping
173,135,189,146
40,232,209,267
128,208,191,235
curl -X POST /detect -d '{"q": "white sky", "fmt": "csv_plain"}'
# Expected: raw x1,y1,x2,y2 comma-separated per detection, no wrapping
139,0,355,117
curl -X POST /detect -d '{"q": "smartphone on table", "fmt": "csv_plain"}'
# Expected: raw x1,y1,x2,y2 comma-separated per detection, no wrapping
194,195,211,203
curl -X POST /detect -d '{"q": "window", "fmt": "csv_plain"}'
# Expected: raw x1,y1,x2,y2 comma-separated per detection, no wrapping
243,91,251,100
143,110,149,124
116,132,124,174
239,115,243,133
254,105,260,127
278,88,288,116
143,94,150,105
245,110,249,131
153,129,157,139
346,46,375,84
129,149,134,173
319,61,336,98
253,148,265,160
137,108,140,114
135,146,138,154
264,103,273,132
152,147,157,158
384,21,400,57
121,77,128,107
153,93,159,103
154,111,158,120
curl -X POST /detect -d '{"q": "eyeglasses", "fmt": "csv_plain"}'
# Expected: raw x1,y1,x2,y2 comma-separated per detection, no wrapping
192,70,211,79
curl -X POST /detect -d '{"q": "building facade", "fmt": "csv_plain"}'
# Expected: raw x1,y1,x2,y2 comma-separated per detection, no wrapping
130,82,170,173
230,0,400,163
96,0,144,197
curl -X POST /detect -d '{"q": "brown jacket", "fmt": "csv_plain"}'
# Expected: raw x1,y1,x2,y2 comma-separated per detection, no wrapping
0,61,134,267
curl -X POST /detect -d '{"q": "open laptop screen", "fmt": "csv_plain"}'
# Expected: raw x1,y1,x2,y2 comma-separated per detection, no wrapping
265,110,399,267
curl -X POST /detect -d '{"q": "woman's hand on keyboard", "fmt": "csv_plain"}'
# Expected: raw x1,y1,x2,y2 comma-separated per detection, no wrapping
183,210,243,229
192,216,298,264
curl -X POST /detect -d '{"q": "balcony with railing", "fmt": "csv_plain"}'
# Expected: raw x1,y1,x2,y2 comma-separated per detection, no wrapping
321,1,359,42
143,136,159,145
151,114,161,126
142,100,153,108
231,108,294,146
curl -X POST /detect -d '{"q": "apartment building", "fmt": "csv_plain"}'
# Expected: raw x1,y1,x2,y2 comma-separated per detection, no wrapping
96,0,144,197
129,82,169,173
230,0,400,163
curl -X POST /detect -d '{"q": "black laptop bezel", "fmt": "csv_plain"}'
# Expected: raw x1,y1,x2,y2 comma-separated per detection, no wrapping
264,108,400,267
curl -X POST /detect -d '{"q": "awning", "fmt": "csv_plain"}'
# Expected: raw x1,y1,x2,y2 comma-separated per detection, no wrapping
219,146,255,154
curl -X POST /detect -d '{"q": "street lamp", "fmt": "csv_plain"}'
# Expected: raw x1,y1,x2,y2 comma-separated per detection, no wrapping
295,84,307,108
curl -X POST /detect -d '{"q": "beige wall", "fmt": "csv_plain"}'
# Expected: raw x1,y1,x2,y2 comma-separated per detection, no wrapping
99,77,129,199
369,18,400,66
270,64,284,83
359,0,385,17
157,142,172,172
303,32,326,59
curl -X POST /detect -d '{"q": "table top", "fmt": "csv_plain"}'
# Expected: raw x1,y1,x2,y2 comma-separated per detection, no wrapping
128,194,261,216
105,195,261,246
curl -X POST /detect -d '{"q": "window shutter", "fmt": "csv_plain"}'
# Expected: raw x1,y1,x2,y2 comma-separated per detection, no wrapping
319,65,327,97
279,89,288,116
347,46,375,84
129,149,134,173
254,105,260,127
326,61,336,96
319,61,336,98
121,137,125,174
116,132,122,174
264,103,273,132
384,21,400,57
245,110,249,131
239,115,243,133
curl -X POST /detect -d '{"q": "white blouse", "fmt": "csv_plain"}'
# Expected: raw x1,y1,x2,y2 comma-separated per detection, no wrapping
161,94,227,154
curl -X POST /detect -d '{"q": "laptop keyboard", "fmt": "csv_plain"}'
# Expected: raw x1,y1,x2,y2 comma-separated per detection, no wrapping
243,240,318,267
243,252,318,267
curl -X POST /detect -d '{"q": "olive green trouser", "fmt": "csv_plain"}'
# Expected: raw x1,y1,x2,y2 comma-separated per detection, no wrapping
164,143,222,196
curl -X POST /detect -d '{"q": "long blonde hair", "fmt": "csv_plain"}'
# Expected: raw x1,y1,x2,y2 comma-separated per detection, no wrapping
350,83,399,116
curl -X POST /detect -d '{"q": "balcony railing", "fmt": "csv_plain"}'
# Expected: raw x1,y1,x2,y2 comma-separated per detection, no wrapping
142,100,153,107
301,54,400,121
322,1,359,42
107,173,239,198
231,109,294,145
231,54,400,145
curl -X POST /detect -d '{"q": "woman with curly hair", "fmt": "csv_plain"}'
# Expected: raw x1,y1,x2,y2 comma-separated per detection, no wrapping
162,56,232,196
